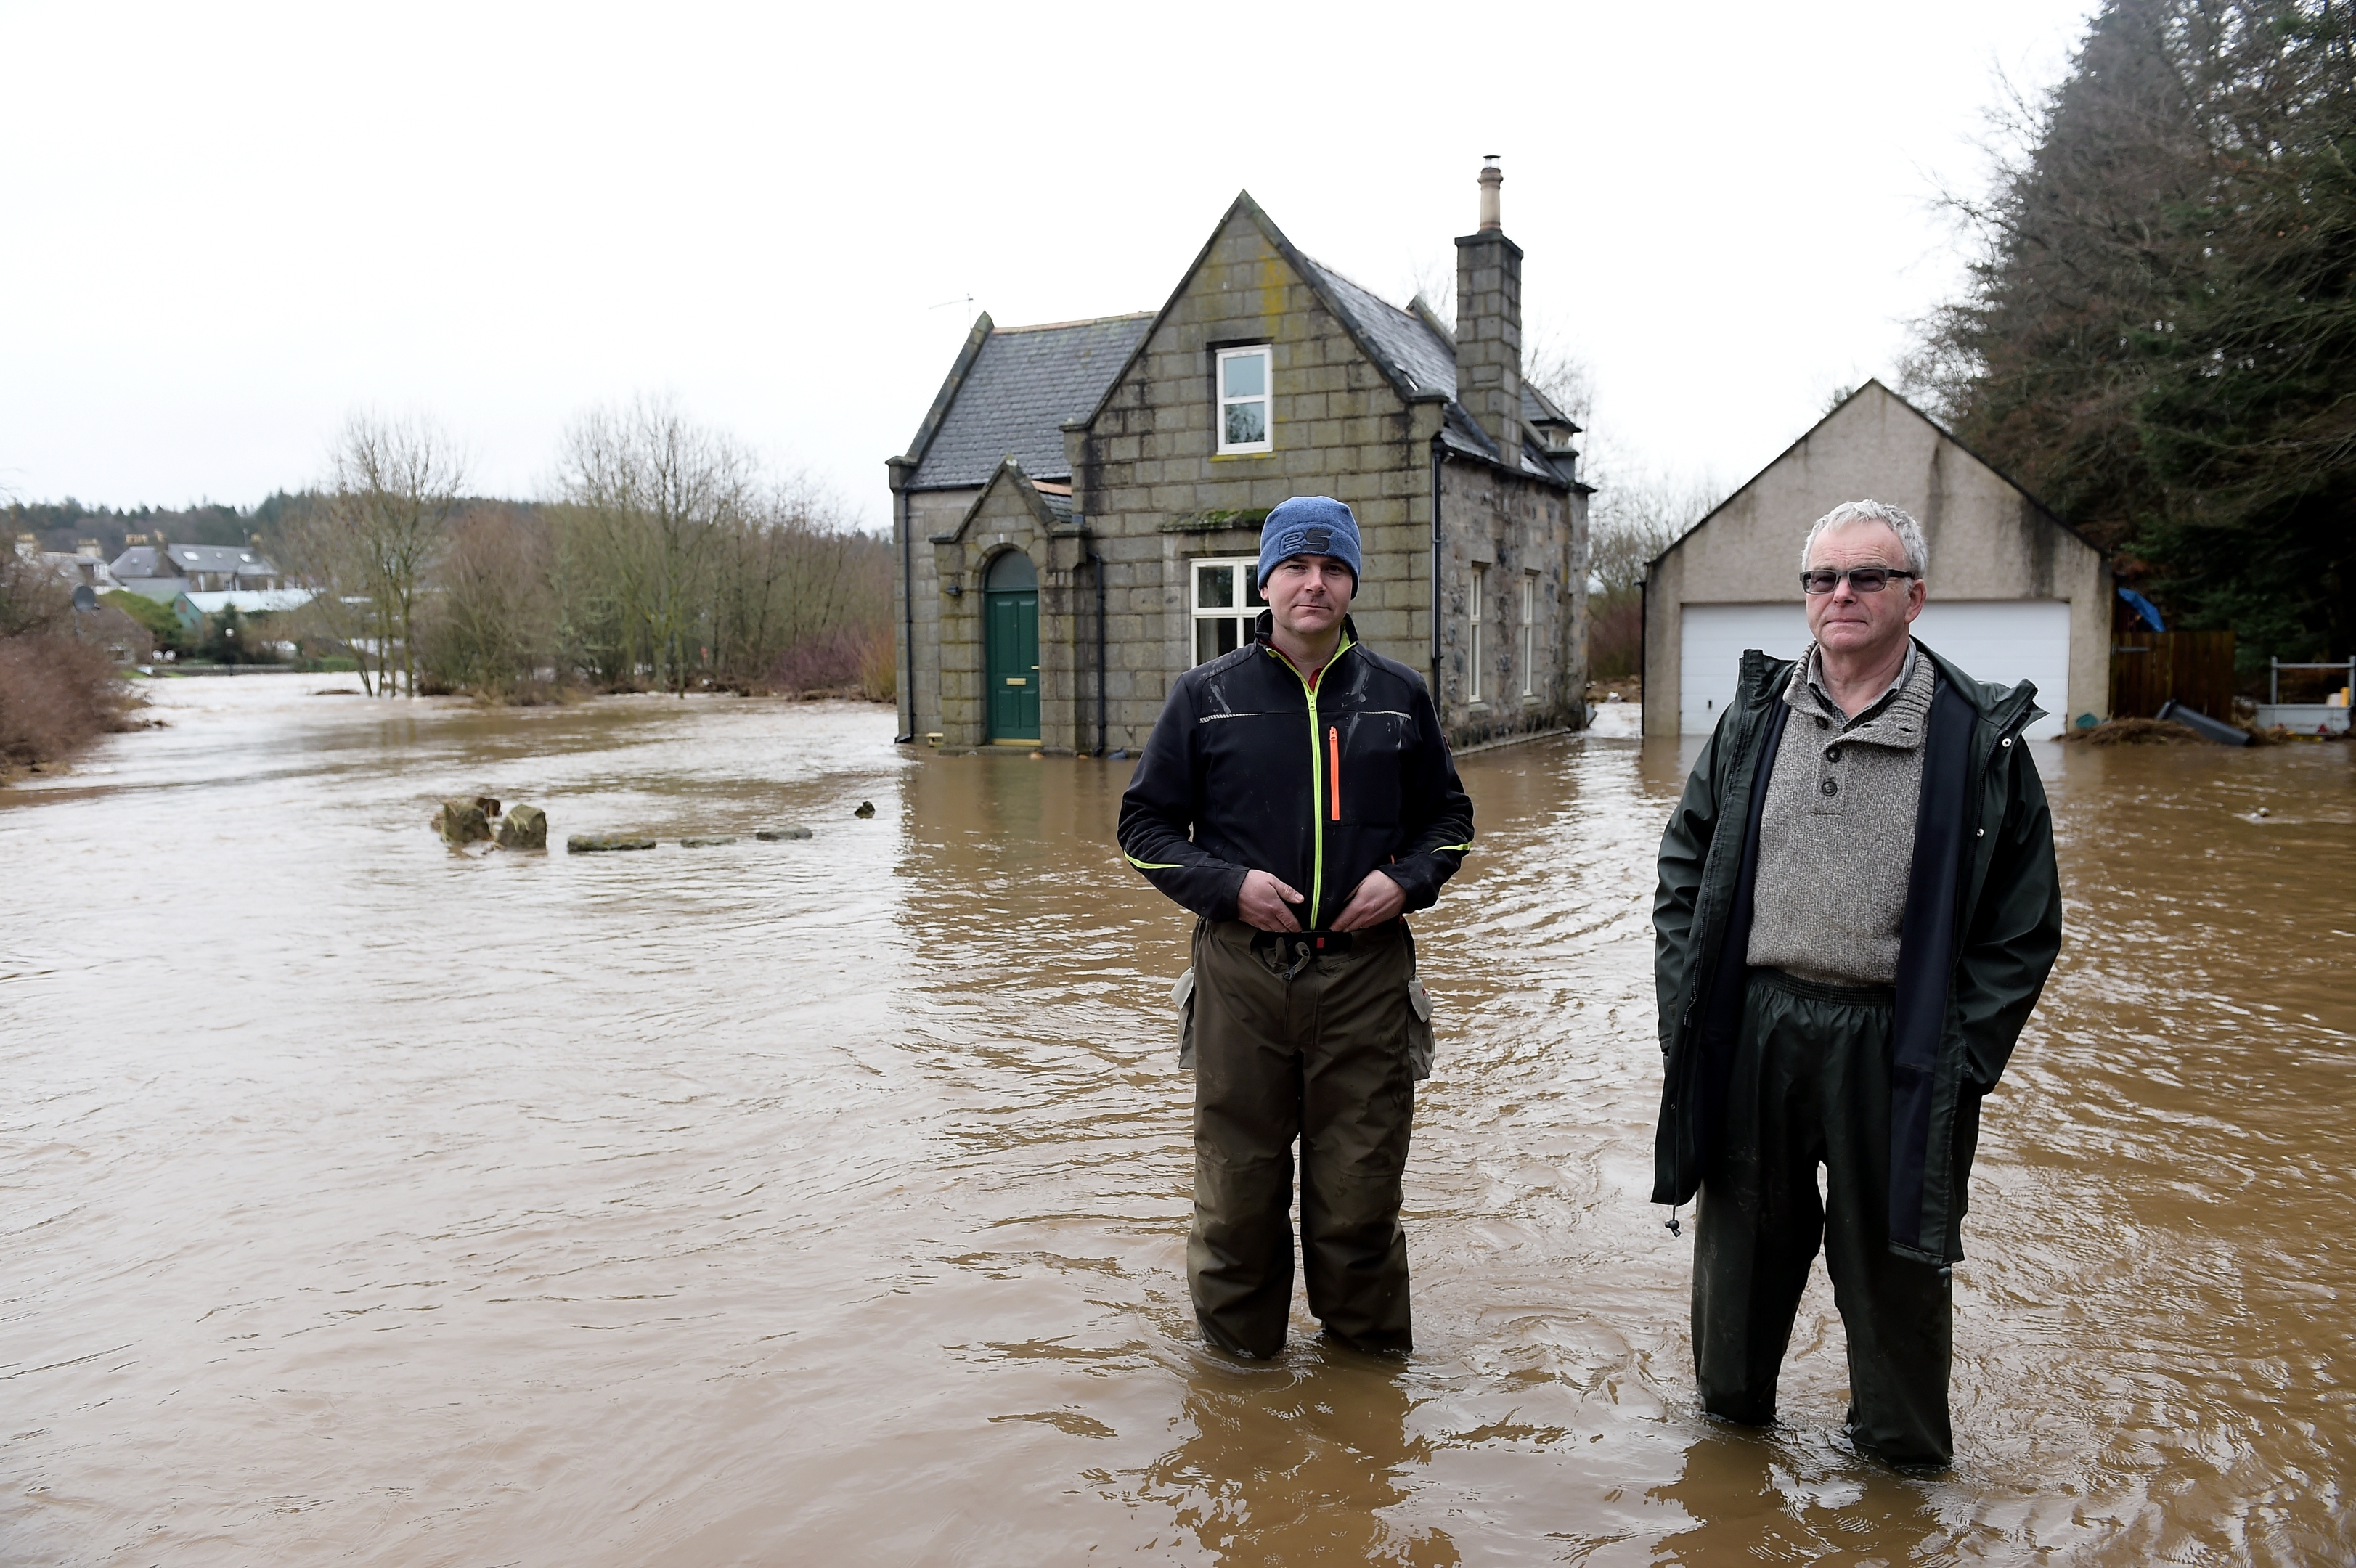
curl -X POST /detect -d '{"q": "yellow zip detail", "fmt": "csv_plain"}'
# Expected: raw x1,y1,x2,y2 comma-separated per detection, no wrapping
1305,678,1324,926
1265,632,1355,928
1124,852,1182,871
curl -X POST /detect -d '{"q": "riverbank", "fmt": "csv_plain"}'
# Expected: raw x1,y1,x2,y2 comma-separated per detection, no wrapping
0,632,149,783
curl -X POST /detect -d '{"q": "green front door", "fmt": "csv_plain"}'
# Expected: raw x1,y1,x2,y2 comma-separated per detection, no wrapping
983,551,1040,742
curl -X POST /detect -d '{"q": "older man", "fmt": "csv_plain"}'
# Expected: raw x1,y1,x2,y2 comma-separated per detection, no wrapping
1651,499,2062,1468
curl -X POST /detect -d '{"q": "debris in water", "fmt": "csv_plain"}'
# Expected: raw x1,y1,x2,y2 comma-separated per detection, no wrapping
568,835,656,853
757,825,815,841
2060,719,2207,746
854,801,876,818
680,836,738,848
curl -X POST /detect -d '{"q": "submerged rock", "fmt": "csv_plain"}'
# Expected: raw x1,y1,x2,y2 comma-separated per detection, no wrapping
680,835,738,847
433,799,492,846
756,825,815,841
567,834,656,853
854,801,876,818
497,804,547,849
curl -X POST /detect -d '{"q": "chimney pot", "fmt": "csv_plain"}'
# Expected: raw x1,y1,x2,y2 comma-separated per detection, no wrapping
1478,156,1503,232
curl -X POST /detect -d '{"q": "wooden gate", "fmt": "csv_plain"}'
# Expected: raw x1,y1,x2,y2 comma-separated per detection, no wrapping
2111,631,2235,720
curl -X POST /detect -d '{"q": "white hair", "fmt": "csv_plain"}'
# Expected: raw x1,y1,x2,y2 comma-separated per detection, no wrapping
1801,499,1928,579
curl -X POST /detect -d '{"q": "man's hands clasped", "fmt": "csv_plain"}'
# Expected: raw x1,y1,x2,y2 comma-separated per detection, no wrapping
1236,867,1404,934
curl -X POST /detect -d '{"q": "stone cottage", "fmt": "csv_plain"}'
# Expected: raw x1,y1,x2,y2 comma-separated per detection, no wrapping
887,161,1591,753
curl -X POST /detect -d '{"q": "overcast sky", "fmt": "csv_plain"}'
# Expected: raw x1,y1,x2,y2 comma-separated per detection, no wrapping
1,1,2091,529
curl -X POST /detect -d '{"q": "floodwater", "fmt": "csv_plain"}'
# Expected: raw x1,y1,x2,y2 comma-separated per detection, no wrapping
4,675,2351,1566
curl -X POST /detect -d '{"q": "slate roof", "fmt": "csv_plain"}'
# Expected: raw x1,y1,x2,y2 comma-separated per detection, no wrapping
905,314,1156,490
171,543,277,574
901,196,1586,496
110,542,282,578
1295,256,1579,485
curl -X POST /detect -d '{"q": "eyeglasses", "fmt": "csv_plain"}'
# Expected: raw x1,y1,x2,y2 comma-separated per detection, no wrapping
1801,566,1917,595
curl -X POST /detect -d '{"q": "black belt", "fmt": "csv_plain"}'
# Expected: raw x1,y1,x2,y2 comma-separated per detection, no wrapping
1251,928,1356,960
1247,920,1406,979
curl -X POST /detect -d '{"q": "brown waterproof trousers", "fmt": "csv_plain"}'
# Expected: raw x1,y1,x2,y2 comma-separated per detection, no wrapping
1187,918,1419,1357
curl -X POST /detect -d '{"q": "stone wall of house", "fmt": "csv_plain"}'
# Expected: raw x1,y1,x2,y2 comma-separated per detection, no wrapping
1435,457,1587,745
895,484,975,744
1072,208,1445,752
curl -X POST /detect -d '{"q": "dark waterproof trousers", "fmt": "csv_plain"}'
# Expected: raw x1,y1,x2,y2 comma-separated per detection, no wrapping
1693,968,1962,1468
1189,918,1417,1358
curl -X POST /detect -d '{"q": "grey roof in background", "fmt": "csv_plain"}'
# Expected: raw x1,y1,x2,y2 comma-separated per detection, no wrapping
113,542,280,576
906,314,1155,490
170,543,275,573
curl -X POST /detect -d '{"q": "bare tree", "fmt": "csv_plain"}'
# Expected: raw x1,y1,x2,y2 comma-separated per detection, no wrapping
283,415,466,697
417,502,555,697
555,397,756,695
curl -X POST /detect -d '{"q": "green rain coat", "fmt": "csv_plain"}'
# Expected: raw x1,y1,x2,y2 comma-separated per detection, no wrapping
1652,642,2063,1265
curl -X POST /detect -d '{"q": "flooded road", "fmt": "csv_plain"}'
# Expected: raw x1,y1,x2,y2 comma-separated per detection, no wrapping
4,675,2351,1564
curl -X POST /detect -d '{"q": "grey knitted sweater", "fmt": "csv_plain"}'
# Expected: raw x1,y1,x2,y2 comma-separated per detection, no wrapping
1745,644,1938,987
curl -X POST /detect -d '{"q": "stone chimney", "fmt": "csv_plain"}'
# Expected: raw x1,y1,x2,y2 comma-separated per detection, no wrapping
1454,156,1523,471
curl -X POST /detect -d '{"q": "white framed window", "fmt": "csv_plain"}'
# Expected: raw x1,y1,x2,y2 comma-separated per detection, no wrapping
1521,572,1538,698
1215,346,1272,454
1468,564,1486,702
1191,557,1267,665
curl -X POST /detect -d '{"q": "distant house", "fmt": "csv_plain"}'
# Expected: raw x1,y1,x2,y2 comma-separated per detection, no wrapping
889,162,1591,753
171,589,316,636
111,537,288,601
12,535,120,592
1642,381,2111,741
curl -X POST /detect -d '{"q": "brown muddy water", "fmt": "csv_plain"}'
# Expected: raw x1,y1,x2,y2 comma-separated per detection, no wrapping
3,675,2352,1565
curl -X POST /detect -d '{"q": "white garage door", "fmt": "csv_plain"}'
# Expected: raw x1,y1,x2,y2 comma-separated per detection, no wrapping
1679,601,2071,739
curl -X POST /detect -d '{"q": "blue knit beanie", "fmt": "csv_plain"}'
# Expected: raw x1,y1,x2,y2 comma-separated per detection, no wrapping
1257,496,1362,588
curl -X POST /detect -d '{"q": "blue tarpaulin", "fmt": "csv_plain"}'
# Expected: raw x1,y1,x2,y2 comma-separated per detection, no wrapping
2118,587,2166,632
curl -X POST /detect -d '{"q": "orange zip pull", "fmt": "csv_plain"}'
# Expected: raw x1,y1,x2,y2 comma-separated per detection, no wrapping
1328,726,1341,820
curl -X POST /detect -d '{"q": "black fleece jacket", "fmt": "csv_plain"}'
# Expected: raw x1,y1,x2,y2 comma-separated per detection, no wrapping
1117,616,1474,928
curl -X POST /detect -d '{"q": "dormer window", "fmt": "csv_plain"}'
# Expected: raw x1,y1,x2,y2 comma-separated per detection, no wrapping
1216,346,1271,454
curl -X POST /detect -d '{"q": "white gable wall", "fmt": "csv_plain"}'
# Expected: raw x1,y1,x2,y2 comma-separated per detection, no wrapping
1643,383,2110,738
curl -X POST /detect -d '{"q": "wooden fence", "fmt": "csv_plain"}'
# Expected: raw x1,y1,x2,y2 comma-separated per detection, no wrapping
2111,630,2236,720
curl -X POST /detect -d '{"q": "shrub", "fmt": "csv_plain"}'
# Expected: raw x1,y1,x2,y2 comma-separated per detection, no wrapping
0,633,132,776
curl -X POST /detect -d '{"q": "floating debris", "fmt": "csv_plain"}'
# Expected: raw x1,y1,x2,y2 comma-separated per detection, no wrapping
854,801,876,818
680,835,738,848
2060,719,2208,746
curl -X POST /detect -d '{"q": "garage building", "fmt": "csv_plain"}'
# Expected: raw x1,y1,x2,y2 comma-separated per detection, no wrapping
1642,381,2110,741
